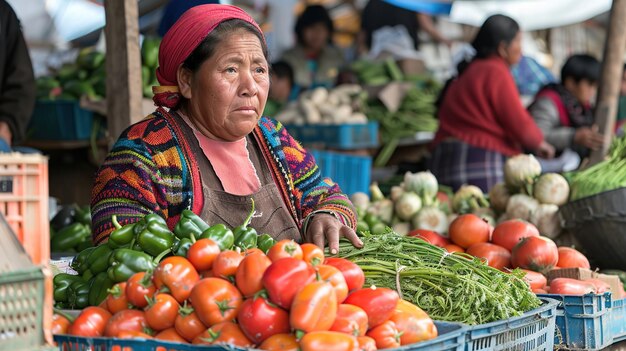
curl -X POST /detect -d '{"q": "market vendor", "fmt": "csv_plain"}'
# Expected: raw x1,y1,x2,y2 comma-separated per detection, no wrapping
528,54,603,171
429,14,554,192
91,4,362,254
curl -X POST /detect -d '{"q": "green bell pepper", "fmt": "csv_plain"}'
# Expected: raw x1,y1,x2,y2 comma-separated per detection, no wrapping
233,198,257,250
88,272,115,306
51,222,91,252
67,279,91,309
107,248,158,283
84,244,113,275
108,215,137,248
71,247,95,274
133,213,167,236
137,221,175,256
75,205,92,226
75,238,94,252
173,237,192,257
53,273,83,303
200,223,235,251
257,233,275,254
174,209,210,240
82,268,94,282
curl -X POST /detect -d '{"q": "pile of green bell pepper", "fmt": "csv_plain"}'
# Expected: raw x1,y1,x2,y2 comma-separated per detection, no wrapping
55,209,279,309
50,204,94,253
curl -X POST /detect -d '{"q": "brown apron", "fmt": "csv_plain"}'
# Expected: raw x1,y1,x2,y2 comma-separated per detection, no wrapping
176,114,301,242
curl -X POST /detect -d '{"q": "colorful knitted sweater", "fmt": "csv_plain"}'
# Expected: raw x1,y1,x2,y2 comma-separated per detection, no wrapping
91,108,357,244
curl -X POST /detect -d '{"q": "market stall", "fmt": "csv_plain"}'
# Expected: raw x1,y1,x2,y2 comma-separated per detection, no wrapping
2,0,626,350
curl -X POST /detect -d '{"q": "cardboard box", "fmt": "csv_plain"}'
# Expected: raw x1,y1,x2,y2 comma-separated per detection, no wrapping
546,268,622,294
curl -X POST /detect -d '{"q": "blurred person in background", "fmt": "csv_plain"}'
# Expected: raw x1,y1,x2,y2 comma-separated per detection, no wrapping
263,60,294,117
528,54,603,171
0,0,36,152
616,63,626,135
358,0,451,56
429,14,554,192
280,5,344,90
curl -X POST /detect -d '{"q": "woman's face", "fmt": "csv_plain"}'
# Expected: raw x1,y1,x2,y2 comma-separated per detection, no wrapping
566,78,597,105
178,29,269,141
500,31,522,66
302,22,329,53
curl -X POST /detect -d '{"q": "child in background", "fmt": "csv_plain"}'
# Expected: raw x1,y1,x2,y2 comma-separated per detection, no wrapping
264,61,295,117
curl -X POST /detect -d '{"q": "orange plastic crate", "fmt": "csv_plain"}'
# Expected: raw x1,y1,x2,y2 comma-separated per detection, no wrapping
0,153,49,265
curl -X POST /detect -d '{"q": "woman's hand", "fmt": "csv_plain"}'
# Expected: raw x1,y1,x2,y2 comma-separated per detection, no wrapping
306,213,363,255
535,140,555,159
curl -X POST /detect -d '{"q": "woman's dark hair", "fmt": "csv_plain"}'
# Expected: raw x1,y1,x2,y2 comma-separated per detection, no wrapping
182,19,269,73
295,5,334,46
438,14,520,109
561,54,600,84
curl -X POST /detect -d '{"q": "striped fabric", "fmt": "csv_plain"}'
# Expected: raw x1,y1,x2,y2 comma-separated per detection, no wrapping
91,108,356,245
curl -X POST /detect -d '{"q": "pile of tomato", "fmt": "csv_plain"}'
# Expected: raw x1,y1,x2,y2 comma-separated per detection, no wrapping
53,238,438,351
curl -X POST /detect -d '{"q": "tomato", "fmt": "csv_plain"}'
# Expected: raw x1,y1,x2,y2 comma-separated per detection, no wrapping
323,257,365,292
235,251,272,297
448,214,490,249
262,257,316,309
192,321,253,347
443,244,465,253
187,238,221,272
244,248,264,256
301,243,325,266
117,330,153,339
153,256,200,303
126,272,157,308
190,277,242,327
317,264,349,303
290,281,337,332
52,313,71,335
521,269,547,290
389,310,437,345
466,242,511,270
299,331,359,351
68,306,111,337
357,336,377,351
212,250,245,279
533,288,548,294
259,333,299,351
549,278,596,295
154,327,187,343
238,296,290,344
584,279,611,293
366,320,401,349
330,304,368,337
105,282,129,314
511,236,559,274
491,219,540,252
175,307,207,342
408,229,450,247
145,293,180,331
104,310,148,337
557,247,590,269
395,299,425,316
343,286,399,328
267,239,303,261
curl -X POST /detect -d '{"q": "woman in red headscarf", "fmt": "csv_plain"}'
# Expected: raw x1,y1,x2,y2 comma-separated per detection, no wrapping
91,4,362,253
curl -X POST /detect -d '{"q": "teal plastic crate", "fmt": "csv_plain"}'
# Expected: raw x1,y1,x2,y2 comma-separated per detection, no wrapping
29,100,94,140
537,293,613,350
309,150,371,196
612,298,626,343
465,297,558,351
286,122,379,149
53,321,464,351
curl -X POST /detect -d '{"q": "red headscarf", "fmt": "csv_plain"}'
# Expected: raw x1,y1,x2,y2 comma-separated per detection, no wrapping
153,4,264,108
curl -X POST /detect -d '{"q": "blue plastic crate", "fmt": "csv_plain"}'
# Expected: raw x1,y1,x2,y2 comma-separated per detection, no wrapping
286,122,379,149
309,150,371,196
29,100,94,140
53,321,464,351
612,298,626,343
537,293,613,350
465,297,558,351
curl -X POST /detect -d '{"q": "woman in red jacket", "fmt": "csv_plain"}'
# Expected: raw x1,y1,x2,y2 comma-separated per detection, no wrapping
429,14,554,192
